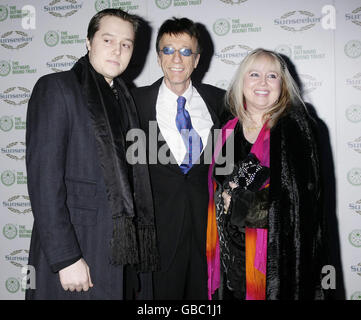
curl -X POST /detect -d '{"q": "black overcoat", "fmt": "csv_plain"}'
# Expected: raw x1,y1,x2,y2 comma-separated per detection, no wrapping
25,59,149,299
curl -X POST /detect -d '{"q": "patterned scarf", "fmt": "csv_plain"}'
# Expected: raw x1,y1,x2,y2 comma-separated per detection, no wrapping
206,117,270,300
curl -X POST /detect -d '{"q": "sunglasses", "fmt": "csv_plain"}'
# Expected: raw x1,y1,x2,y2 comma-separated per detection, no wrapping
159,46,196,57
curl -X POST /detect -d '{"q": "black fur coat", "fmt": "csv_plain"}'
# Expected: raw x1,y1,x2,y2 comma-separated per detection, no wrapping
266,103,326,299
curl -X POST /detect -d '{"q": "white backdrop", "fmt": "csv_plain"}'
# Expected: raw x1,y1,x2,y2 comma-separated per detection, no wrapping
0,0,360,300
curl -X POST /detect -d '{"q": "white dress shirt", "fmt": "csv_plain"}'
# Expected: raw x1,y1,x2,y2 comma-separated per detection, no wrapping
156,80,214,165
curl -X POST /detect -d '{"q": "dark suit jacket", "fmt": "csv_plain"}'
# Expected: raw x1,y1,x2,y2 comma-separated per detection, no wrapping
25,70,123,299
132,78,226,273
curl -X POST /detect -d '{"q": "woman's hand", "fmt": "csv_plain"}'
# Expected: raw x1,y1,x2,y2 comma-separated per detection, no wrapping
222,182,238,213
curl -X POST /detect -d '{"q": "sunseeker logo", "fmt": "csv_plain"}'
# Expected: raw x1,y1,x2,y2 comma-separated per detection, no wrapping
345,7,361,27
0,30,33,50
349,199,361,216
3,195,32,215
1,141,26,161
348,137,361,154
46,55,78,72
275,10,321,32
351,262,361,276
0,87,31,105
215,44,253,65
44,0,83,18
5,249,29,268
346,72,361,90
299,74,322,94
219,0,248,4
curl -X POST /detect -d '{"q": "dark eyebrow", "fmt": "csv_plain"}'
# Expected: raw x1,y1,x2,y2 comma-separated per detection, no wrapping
101,33,134,43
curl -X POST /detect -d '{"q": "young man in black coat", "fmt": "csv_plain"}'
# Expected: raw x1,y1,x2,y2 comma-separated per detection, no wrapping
131,17,226,299
25,9,157,300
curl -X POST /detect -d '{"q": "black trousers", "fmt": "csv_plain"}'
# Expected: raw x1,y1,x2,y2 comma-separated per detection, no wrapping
152,211,208,300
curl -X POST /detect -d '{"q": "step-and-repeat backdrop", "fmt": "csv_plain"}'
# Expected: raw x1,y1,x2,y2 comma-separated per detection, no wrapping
0,0,360,300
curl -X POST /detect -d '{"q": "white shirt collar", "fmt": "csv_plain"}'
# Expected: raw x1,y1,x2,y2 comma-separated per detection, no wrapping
160,79,194,107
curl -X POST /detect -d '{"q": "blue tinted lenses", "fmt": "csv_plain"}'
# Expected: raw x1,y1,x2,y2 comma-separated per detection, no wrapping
161,47,194,56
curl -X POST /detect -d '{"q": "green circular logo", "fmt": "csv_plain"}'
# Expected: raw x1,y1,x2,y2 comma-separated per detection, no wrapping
347,168,361,186
0,60,11,76
95,0,111,12
349,229,361,247
155,0,172,9
351,291,361,300
275,45,292,58
1,170,16,187
346,105,361,123
5,278,20,293
44,31,59,47
345,40,361,59
3,224,17,240
0,5,8,22
213,19,230,36
0,116,13,132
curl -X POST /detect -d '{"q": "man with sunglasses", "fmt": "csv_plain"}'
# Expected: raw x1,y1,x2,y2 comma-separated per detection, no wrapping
132,17,226,299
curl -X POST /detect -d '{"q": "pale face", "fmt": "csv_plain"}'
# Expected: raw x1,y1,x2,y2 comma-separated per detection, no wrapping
157,32,200,96
86,15,135,84
243,55,282,116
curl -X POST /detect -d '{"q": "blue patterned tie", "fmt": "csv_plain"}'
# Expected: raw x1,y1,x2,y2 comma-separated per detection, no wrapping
175,96,203,174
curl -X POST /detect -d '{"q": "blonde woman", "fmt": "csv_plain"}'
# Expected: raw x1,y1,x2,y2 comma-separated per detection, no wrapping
206,48,327,300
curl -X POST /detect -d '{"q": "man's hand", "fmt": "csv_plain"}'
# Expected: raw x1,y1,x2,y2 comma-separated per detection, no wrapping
59,258,94,292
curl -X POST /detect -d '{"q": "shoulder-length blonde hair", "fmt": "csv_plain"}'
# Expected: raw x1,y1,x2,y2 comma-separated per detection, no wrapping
225,48,305,128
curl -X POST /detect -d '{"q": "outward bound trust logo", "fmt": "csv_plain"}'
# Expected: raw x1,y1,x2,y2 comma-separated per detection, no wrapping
0,60,11,76
346,105,361,123
1,170,27,186
215,44,253,65
213,18,261,36
0,5,8,22
347,168,361,186
349,230,361,248
47,55,78,72
44,0,83,18
2,224,31,239
346,7,361,27
0,30,33,50
3,195,32,215
345,40,361,59
3,224,18,240
95,0,140,12
0,87,31,105
5,278,20,294
275,10,321,32
0,116,25,132
155,0,172,9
